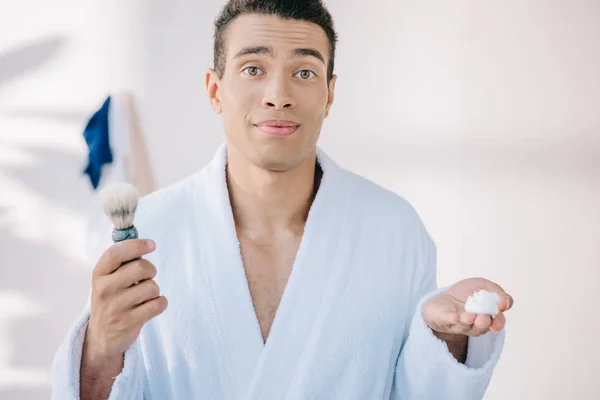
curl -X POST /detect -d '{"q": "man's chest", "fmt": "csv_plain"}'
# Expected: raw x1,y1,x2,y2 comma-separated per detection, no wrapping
238,234,302,343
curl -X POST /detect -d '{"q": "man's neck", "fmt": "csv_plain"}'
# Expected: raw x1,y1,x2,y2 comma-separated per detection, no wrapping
225,146,321,238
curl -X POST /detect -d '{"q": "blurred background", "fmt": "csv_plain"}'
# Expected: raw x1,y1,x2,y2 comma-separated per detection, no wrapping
1,0,599,399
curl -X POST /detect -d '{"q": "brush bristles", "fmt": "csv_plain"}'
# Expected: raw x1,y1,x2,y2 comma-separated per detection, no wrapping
100,183,140,229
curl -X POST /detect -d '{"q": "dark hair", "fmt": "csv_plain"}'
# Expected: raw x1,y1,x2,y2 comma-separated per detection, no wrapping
213,0,338,83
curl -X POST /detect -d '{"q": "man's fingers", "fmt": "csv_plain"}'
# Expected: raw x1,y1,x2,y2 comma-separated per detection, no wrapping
490,312,506,332
131,295,168,324
94,239,156,276
497,292,514,312
459,312,476,325
111,259,158,290
120,279,161,309
449,310,505,337
474,314,492,329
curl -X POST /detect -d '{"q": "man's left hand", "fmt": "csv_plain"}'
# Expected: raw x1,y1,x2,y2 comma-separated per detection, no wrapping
423,277,514,340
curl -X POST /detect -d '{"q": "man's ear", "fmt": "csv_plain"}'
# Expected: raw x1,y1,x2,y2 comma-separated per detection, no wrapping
324,74,337,118
206,68,222,114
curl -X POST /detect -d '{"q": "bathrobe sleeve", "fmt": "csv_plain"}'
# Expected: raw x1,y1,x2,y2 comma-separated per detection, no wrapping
391,233,506,400
51,300,144,399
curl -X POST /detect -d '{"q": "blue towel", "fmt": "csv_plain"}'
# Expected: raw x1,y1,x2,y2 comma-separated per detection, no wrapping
83,96,113,189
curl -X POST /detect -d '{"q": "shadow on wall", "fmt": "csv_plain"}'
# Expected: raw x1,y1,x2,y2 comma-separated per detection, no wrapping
0,36,90,123
0,37,66,87
0,146,93,399
0,36,94,399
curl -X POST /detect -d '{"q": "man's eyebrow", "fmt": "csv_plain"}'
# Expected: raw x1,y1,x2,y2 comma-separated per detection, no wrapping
233,45,275,59
289,48,325,65
233,45,326,65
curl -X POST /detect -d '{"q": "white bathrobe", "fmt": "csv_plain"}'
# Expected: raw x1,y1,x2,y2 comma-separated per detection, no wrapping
52,143,505,399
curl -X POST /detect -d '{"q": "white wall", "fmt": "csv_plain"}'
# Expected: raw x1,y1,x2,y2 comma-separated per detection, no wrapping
1,0,598,398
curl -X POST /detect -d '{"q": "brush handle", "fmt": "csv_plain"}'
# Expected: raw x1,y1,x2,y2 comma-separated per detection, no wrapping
112,225,142,284
112,226,139,243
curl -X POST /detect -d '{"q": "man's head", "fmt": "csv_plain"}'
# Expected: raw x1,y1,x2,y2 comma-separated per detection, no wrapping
206,0,338,172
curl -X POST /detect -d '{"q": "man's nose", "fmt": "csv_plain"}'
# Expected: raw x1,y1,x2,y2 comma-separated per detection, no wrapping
262,76,296,110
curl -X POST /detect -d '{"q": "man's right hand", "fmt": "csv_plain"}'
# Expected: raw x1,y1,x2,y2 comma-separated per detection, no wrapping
83,238,168,364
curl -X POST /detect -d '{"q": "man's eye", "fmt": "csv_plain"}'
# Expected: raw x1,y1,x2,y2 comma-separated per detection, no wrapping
296,70,316,80
243,66,263,76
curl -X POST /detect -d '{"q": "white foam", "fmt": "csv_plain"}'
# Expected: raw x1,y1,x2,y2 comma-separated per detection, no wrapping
464,290,501,317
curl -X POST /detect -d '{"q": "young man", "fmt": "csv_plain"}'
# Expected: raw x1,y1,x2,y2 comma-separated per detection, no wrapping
52,1,514,399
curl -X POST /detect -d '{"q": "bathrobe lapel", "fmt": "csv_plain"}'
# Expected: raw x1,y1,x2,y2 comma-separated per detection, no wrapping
191,144,263,398
192,144,355,398
246,147,355,399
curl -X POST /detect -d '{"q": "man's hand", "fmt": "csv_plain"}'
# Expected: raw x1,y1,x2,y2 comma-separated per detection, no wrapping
86,239,168,359
80,239,168,399
423,277,514,350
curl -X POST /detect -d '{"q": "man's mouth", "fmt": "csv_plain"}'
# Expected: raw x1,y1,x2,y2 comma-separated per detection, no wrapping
255,120,300,137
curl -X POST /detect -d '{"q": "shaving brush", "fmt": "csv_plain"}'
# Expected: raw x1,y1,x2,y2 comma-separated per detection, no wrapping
100,183,140,243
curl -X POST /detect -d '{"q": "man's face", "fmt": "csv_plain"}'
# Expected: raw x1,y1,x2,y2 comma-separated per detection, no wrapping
206,14,336,172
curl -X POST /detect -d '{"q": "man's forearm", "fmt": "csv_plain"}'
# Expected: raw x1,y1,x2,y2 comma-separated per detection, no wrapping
432,331,468,364
80,333,124,400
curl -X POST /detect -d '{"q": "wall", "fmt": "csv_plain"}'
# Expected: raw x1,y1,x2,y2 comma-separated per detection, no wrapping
0,1,147,398
1,0,598,398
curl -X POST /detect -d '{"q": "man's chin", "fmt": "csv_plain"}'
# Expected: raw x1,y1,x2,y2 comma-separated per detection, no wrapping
228,135,314,172
252,149,305,172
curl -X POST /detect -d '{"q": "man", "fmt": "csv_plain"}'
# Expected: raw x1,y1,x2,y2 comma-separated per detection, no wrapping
52,0,514,399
